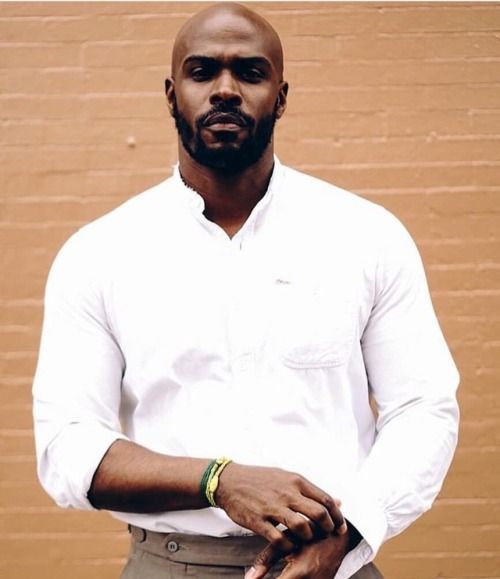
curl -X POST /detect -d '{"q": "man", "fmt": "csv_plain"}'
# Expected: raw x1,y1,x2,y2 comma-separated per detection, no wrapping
33,3,460,579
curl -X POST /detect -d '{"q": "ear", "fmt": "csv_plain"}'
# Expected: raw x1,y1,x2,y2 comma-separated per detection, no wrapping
165,77,176,117
275,81,289,120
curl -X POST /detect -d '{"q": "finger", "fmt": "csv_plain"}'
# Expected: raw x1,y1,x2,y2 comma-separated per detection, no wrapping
253,520,296,553
295,481,347,534
287,496,333,536
276,562,307,579
245,543,284,579
274,509,315,543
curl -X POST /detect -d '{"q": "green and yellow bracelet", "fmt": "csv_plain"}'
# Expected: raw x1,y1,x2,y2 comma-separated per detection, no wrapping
200,456,232,508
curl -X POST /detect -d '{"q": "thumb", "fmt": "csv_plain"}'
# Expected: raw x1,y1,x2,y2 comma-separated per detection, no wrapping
245,544,284,579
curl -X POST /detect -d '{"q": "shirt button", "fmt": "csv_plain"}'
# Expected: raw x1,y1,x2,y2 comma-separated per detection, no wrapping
167,540,179,553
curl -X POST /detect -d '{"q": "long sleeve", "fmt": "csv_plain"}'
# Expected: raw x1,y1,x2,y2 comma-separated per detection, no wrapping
336,213,459,578
33,231,128,509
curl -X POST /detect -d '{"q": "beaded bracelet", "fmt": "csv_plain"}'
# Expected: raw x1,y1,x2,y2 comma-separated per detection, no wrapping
200,457,232,507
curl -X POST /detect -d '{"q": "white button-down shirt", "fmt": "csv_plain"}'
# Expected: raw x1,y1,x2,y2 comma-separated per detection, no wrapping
33,159,459,578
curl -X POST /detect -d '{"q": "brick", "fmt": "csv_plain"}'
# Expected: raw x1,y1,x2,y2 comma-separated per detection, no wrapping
425,498,500,526
291,84,500,113
286,60,500,88
460,392,500,420
470,110,500,135
0,43,81,68
0,16,88,42
0,405,34,431
0,120,45,145
365,189,500,217
402,214,499,241
81,119,176,147
0,430,34,455
280,136,500,167
385,111,473,138
0,222,80,253
374,6,500,34
0,95,84,119
81,94,164,119
0,1,199,17
265,5,500,35
278,110,387,140
0,509,122,533
0,481,53,508
432,291,500,318
0,68,87,95
379,552,500,579
86,144,174,171
0,532,129,561
419,239,500,267
337,32,500,60
1,147,87,173
426,264,500,292
82,40,171,68
0,14,129,42
0,325,40,353
386,523,500,552
439,316,500,343
458,416,500,448
0,561,126,579
125,13,194,40
0,197,125,223
84,65,167,93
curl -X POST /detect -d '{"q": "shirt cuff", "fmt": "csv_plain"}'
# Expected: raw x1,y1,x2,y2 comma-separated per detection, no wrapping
332,480,388,578
49,422,129,510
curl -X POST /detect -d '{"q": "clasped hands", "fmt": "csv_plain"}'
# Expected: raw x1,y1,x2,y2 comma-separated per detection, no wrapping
215,463,350,579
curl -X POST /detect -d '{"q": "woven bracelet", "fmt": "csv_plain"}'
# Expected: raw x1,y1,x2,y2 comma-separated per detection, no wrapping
201,457,232,508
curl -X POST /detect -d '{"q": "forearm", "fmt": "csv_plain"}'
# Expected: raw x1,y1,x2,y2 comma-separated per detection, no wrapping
88,439,211,512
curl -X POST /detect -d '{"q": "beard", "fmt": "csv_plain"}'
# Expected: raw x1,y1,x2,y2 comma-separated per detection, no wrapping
173,100,277,173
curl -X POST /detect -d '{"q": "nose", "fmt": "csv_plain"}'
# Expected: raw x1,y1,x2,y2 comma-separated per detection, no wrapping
209,70,242,107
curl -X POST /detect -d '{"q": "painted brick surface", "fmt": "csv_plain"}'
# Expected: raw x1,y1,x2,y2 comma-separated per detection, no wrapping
1,2,499,578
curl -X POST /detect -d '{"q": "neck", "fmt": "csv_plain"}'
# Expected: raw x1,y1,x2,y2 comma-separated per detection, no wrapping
178,146,275,237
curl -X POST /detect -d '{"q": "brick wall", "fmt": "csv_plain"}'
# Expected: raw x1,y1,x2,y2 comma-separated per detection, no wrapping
1,2,499,578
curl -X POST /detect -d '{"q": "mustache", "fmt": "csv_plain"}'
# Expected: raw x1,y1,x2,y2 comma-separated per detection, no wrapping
196,104,255,130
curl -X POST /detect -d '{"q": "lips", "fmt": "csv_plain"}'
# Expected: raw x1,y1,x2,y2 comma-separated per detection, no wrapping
204,112,247,127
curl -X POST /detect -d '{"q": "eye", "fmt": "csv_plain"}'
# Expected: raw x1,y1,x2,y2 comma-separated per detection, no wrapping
239,67,265,83
190,66,213,82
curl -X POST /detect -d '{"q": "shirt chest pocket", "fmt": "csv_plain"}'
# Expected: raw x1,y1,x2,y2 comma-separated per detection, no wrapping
271,281,355,369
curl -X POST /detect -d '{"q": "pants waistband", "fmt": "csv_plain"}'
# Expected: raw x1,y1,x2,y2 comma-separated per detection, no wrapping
129,525,269,566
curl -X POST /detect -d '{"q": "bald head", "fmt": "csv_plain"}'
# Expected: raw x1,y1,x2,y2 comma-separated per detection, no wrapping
171,2,284,80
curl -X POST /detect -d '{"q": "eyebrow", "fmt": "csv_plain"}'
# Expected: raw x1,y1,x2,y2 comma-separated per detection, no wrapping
182,55,272,70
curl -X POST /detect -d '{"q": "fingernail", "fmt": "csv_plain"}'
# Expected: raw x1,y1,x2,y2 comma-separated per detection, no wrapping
340,522,348,534
245,566,258,579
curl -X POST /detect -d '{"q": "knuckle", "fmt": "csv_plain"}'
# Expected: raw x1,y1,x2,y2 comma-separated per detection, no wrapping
322,494,334,509
314,506,334,530
292,516,311,536
267,528,283,547
289,472,303,486
313,505,329,521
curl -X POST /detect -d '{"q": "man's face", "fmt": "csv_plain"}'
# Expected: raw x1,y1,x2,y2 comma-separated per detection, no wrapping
168,12,287,173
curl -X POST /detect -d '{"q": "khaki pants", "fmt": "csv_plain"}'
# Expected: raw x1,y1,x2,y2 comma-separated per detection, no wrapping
122,526,384,579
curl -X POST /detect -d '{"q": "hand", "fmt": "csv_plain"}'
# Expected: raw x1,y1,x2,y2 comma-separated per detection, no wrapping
216,463,347,553
245,531,350,579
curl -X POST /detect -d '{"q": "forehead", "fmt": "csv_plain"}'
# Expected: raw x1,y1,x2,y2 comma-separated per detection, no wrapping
174,12,278,71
